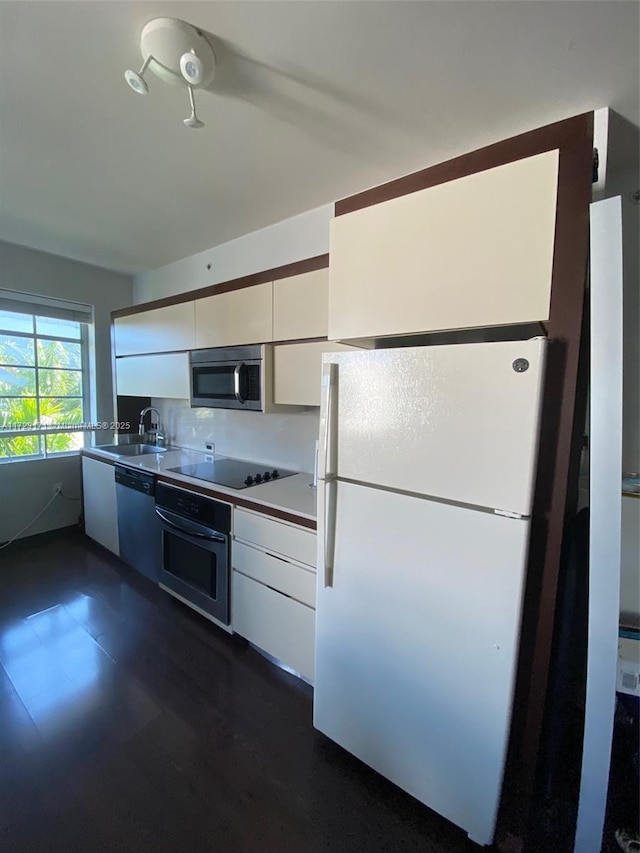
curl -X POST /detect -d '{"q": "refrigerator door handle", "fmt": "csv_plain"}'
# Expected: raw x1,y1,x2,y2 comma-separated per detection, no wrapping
318,362,338,480
322,476,337,588
319,360,338,587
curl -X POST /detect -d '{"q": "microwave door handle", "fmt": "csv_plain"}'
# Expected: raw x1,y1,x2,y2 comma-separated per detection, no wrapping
234,362,245,404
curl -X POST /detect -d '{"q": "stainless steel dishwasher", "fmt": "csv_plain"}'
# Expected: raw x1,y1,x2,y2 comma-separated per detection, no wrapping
114,464,163,582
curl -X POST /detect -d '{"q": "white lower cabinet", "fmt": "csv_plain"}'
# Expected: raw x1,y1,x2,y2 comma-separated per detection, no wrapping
81,455,119,555
232,508,316,681
233,572,316,679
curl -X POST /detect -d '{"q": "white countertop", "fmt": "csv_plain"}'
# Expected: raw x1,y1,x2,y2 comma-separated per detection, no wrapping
85,445,318,523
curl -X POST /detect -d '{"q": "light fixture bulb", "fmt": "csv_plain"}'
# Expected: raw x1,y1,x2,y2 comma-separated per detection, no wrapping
180,50,204,86
183,86,205,129
184,114,205,130
124,68,149,95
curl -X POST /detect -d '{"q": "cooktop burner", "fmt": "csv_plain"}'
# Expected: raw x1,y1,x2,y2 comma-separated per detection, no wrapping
168,457,297,490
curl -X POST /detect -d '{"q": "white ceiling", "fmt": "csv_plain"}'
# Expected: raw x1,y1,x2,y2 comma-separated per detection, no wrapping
0,1,638,274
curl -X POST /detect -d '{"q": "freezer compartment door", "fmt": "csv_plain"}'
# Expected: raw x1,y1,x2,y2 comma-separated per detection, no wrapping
314,481,532,846
322,337,545,516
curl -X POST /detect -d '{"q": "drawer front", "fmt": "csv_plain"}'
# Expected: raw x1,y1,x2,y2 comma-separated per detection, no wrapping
233,541,316,608
232,571,315,681
234,508,316,568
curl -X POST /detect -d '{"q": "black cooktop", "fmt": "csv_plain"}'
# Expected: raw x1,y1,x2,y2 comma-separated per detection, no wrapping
168,457,297,490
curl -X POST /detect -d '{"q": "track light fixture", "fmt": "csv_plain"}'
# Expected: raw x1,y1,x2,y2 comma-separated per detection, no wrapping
123,18,215,129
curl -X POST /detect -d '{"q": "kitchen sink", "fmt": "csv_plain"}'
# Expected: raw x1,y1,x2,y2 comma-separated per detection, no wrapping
97,444,179,456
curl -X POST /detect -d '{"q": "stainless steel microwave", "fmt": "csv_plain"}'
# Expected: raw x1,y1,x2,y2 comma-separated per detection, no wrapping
190,345,266,411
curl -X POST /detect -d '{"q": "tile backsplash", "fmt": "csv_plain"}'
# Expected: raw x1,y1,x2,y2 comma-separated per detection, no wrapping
152,399,320,473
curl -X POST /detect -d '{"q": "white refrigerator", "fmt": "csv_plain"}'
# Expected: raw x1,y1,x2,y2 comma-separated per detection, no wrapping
314,338,547,847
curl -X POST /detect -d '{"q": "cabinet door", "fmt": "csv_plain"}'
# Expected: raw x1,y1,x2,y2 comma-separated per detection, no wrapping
232,570,315,681
195,283,273,349
115,353,190,399
273,268,328,341
274,341,357,407
328,150,559,340
82,456,119,555
114,302,195,355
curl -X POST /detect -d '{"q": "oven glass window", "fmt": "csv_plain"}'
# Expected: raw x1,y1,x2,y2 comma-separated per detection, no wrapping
164,532,217,598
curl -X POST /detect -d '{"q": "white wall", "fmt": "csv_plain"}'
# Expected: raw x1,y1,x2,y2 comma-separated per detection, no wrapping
0,240,133,541
153,399,319,475
134,203,332,303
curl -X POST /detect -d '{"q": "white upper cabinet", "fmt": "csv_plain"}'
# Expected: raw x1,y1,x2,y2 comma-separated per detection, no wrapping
273,268,329,341
115,353,190,399
195,282,273,349
114,302,196,356
328,150,560,340
274,341,358,407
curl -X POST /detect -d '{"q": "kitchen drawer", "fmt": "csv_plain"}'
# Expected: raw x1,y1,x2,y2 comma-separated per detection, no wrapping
232,570,315,681
233,540,316,608
234,508,316,568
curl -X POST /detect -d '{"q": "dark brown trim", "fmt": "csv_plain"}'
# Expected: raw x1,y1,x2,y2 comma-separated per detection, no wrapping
335,114,586,216
112,254,329,319
338,113,594,849
508,113,594,846
157,473,317,530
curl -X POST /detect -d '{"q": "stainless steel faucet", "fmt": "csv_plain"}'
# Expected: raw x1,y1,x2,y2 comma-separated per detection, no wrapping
138,406,165,446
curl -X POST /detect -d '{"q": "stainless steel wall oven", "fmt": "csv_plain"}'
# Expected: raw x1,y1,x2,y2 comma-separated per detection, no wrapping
155,482,231,628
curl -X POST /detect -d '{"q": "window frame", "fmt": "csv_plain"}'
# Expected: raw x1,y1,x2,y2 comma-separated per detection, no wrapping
0,312,92,462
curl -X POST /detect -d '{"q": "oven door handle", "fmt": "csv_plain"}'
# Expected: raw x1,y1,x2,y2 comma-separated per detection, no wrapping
155,508,226,543
234,362,245,404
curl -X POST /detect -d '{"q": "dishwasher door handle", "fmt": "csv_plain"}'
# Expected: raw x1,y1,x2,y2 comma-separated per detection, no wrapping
154,508,226,543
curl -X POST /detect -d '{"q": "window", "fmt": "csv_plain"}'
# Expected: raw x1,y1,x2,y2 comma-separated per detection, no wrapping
0,291,93,461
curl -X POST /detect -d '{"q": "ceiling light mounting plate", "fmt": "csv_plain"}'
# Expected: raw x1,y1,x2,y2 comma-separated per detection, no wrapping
140,17,215,88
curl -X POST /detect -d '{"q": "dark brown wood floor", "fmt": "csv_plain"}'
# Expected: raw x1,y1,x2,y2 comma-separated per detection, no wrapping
0,528,482,853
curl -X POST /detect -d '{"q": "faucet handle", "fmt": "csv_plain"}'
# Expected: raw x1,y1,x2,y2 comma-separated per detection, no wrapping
146,423,165,446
